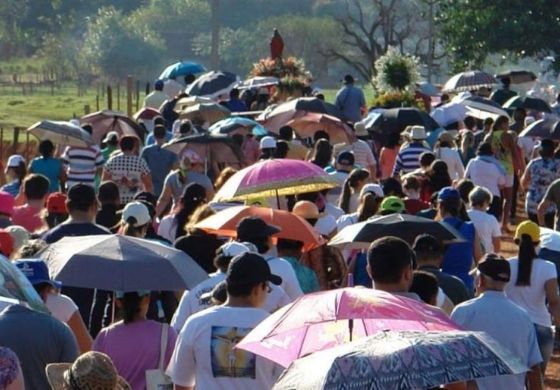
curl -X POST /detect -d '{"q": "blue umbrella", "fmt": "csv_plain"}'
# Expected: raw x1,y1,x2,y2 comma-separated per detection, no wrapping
159,61,206,80
209,117,268,136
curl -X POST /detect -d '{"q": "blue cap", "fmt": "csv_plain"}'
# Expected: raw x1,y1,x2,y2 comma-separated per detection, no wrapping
154,79,164,89
14,259,62,289
438,186,460,201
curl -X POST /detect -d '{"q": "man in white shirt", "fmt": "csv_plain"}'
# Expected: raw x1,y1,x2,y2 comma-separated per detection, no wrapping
143,80,168,109
168,252,283,390
467,186,501,253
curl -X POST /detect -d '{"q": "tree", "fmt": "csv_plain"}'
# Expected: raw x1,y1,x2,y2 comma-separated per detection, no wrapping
438,0,560,72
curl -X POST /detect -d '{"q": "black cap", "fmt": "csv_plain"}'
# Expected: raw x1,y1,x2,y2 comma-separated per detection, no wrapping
471,253,511,282
236,216,281,241
336,151,355,166
226,252,282,286
343,74,354,84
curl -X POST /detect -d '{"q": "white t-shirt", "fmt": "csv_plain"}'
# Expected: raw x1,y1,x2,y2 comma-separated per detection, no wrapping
157,215,177,242
46,293,78,323
336,213,358,231
506,258,558,327
265,256,303,301
435,147,465,180
465,158,506,197
518,137,536,161
168,306,281,390
171,272,291,333
467,209,501,253
324,203,344,220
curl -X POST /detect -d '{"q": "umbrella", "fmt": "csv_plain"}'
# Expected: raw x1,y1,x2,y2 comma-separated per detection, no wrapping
416,81,440,97
236,76,279,90
39,235,208,291
496,70,537,84
186,71,239,100
159,61,206,80
214,159,338,202
541,228,560,252
177,102,231,125
27,120,96,147
368,107,440,138
443,70,498,93
132,107,160,121
286,113,352,144
194,206,325,251
0,257,47,313
430,102,468,127
237,287,460,368
453,95,510,121
519,119,560,139
273,330,528,390
503,96,552,113
174,96,215,113
209,117,268,136
328,214,465,250
257,97,343,133
80,110,146,144
362,109,385,130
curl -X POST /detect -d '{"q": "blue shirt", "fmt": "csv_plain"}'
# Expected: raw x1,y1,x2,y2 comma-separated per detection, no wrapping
283,256,320,294
145,131,173,146
335,85,365,123
140,144,178,196
451,291,542,390
225,99,247,112
441,216,475,290
0,181,20,198
29,157,62,193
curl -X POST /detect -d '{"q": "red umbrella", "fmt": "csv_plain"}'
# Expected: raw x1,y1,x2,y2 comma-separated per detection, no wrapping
80,110,145,144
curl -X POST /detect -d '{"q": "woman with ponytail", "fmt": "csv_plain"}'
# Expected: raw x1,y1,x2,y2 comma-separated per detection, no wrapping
505,221,560,373
337,168,369,214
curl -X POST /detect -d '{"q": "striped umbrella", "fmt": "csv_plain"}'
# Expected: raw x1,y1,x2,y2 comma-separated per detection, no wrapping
443,71,498,93
186,71,239,100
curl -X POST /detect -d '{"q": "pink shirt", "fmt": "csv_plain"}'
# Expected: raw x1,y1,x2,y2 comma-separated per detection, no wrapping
93,320,177,390
11,205,44,233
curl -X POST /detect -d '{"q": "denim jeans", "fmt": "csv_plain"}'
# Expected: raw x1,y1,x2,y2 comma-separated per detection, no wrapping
534,323,554,371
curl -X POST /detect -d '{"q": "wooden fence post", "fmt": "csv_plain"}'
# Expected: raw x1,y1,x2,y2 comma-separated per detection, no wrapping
107,86,113,110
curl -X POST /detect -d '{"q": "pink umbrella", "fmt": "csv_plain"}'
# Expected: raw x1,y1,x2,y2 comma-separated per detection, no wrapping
237,287,460,367
214,159,337,202
287,113,352,144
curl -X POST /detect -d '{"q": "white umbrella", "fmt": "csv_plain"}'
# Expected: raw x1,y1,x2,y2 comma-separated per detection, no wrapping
430,102,467,126
236,76,279,90
27,121,96,147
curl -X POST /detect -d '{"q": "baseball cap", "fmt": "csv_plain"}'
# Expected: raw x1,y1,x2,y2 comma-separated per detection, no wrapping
46,192,68,214
409,126,427,140
121,202,151,227
360,183,384,199
103,131,119,144
5,225,30,252
336,151,355,166
470,253,511,282
438,187,460,201
380,196,405,213
15,259,62,289
0,191,14,216
260,136,277,150
236,216,281,240
292,201,319,220
6,154,24,168
218,241,255,258
0,230,14,257
514,220,540,243
226,252,282,286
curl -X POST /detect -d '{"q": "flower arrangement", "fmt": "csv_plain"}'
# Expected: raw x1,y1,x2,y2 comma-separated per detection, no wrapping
372,46,420,92
370,91,424,109
250,56,312,82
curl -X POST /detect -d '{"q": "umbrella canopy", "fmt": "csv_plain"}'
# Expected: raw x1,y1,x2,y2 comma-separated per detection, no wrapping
496,70,537,84
27,120,96,147
540,227,560,252
209,117,268,136
132,107,160,121
273,330,528,390
186,71,239,100
328,214,465,250
430,102,468,127
39,235,208,291
159,61,206,80
174,96,215,113
503,96,552,113
237,287,460,367
454,95,510,121
80,110,145,144
368,107,440,138
0,257,47,313
194,206,325,251
236,76,279,90
519,119,560,140
177,102,231,125
214,159,338,202
443,70,498,93
257,97,343,133
286,113,352,144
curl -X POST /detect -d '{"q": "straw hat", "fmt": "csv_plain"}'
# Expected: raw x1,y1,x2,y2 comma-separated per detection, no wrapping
46,352,130,390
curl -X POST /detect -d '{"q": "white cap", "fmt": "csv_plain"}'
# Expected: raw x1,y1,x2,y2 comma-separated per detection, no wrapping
409,126,427,140
260,136,277,150
314,215,337,237
121,202,151,227
103,131,119,143
5,225,30,251
220,241,255,257
360,183,384,199
6,155,25,168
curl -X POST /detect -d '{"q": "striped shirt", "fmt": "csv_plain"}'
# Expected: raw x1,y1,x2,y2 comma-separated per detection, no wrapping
62,146,104,188
392,143,431,176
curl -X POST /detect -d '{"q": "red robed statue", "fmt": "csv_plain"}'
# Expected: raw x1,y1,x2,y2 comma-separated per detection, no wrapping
270,28,284,60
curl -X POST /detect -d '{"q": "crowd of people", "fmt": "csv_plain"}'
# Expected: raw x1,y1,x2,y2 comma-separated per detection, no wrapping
0,72,559,390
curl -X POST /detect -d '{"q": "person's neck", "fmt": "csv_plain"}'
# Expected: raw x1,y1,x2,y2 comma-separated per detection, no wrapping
155,139,165,146
26,198,45,208
224,296,257,308
472,205,486,212
123,150,134,155
373,283,408,293
67,211,93,224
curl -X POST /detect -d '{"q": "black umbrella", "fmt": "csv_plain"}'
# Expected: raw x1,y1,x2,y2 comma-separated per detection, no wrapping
328,214,465,250
368,108,440,138
503,96,552,113
496,70,537,84
519,119,560,139
186,71,239,99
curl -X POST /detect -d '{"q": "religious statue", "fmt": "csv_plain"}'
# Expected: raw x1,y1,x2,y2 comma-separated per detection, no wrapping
269,28,284,61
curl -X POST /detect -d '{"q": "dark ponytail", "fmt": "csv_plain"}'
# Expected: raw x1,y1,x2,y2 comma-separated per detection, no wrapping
516,234,537,286
338,169,369,214
357,193,379,222
119,292,144,323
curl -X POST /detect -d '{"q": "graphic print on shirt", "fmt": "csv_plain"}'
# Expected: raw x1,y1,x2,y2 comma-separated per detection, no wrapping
210,326,256,379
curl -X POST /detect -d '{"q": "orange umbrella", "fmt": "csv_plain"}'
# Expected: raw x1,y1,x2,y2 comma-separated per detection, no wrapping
287,112,352,144
194,206,325,251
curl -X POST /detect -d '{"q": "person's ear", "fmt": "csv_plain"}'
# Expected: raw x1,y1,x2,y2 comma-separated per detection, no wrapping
366,263,372,279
